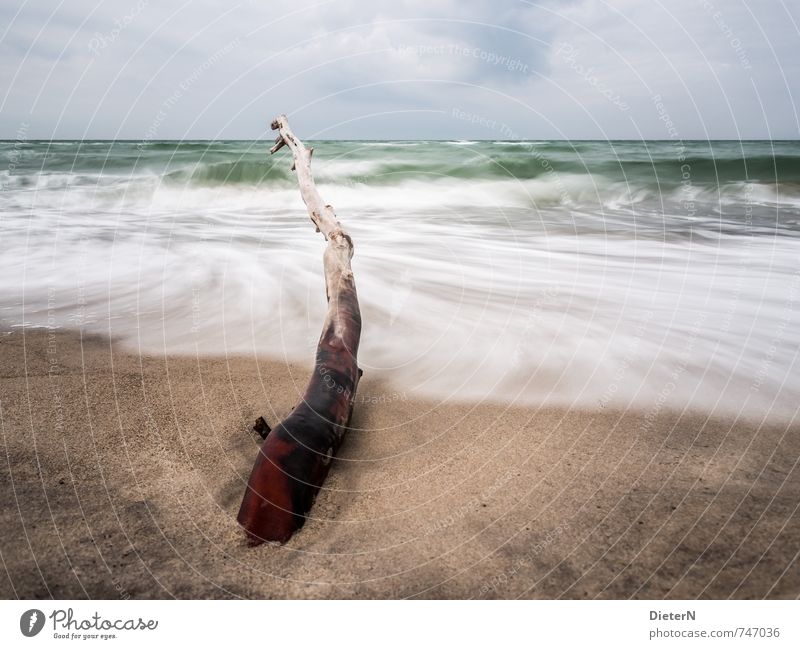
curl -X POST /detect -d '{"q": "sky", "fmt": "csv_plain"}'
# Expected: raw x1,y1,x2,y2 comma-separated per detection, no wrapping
1,0,799,140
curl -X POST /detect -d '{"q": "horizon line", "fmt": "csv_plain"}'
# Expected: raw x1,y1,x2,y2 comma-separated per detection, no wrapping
2,138,799,143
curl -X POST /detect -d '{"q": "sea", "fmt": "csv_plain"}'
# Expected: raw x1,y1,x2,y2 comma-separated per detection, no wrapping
1,139,798,420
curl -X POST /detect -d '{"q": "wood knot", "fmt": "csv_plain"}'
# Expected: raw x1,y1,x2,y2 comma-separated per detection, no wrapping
329,229,353,248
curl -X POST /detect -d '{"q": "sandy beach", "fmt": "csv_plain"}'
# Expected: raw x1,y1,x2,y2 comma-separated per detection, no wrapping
0,327,797,599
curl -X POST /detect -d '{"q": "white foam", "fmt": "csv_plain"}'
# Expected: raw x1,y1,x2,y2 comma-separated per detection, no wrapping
3,205,799,422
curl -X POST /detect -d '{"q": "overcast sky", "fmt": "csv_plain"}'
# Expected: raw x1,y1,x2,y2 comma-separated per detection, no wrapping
1,0,798,139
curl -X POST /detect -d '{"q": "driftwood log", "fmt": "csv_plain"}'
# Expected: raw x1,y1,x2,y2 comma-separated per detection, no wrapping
237,115,362,545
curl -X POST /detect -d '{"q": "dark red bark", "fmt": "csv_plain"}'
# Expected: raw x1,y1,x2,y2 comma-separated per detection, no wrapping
237,272,361,544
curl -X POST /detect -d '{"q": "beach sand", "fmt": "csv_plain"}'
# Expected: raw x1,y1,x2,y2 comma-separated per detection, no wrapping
1,328,798,599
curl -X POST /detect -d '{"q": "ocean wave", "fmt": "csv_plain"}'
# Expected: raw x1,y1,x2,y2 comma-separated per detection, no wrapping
3,140,800,421
5,140,800,191
163,159,293,185
3,140,800,240
4,172,800,228
358,141,424,147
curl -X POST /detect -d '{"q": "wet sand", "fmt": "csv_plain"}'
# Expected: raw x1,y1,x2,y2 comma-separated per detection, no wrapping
1,328,798,599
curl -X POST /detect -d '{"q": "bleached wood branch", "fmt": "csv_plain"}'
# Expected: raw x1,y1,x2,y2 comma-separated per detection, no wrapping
237,115,362,545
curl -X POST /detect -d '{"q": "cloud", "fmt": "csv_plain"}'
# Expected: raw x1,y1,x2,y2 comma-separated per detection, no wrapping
0,0,797,138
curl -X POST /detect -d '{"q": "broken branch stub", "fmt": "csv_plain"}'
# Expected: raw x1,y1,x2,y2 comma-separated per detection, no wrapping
237,115,362,545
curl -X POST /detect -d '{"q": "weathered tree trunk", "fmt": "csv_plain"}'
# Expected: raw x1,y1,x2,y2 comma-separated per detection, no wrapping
237,115,362,545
